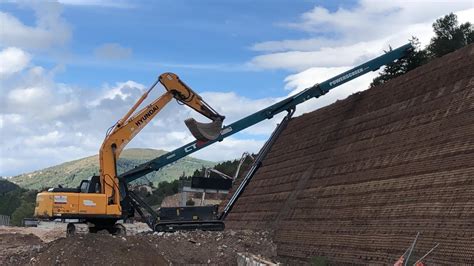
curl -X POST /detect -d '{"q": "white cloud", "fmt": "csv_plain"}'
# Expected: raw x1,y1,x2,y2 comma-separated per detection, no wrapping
456,8,474,23
286,1,472,42
0,2,272,176
0,2,71,51
8,86,48,104
244,2,474,155
0,60,91,176
198,91,285,136
0,113,23,129
284,66,378,116
3,65,82,121
24,131,63,147
2,1,473,178
0,62,277,176
248,2,474,117
249,3,473,71
193,137,265,162
94,43,133,60
0,47,30,78
249,39,389,71
251,38,338,52
0,157,26,177
96,80,146,103
200,92,278,122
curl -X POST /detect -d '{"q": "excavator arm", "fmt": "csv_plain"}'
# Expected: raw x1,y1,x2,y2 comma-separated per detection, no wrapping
161,73,225,141
99,72,224,209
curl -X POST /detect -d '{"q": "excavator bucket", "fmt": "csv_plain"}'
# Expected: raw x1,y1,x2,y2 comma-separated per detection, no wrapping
185,118,223,141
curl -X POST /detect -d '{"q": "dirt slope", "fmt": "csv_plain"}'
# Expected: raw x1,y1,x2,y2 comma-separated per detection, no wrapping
225,44,474,264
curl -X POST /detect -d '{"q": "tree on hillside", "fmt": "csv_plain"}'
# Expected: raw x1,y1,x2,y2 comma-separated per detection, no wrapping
0,189,22,216
1,188,37,226
371,13,473,87
370,37,428,88
0,179,20,194
427,13,474,57
133,179,181,207
11,200,35,226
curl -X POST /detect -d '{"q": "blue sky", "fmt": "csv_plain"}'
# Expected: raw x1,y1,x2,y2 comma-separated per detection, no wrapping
2,0,357,97
0,0,472,176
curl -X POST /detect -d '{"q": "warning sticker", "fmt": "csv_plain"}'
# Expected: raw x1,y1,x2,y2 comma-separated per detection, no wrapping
54,195,67,204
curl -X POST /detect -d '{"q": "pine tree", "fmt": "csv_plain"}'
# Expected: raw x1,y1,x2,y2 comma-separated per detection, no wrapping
428,13,474,57
370,37,428,88
371,13,473,88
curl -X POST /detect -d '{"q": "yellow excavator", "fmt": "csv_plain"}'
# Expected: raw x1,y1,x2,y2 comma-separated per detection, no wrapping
34,72,225,235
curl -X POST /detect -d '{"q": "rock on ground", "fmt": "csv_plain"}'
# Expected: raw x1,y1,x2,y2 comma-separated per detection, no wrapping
1,225,278,265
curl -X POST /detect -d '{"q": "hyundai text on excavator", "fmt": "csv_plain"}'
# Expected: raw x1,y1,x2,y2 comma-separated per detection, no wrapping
34,44,414,234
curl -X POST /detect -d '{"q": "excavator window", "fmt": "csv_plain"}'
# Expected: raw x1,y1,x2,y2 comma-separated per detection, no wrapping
78,176,101,193
79,180,90,193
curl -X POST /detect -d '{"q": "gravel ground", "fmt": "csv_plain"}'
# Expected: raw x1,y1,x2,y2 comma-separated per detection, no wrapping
1,224,279,265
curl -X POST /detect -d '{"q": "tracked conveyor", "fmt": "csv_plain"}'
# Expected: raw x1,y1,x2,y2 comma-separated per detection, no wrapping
120,43,414,231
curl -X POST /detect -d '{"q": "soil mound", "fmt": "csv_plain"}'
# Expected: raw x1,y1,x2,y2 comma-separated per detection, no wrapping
4,229,277,265
1,233,43,264
32,234,168,266
150,229,277,264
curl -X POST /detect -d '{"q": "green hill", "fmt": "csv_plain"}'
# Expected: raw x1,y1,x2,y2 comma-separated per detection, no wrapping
0,178,20,194
0,178,36,225
10,148,216,189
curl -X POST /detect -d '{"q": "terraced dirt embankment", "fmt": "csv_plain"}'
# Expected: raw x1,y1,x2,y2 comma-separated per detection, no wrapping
225,44,474,264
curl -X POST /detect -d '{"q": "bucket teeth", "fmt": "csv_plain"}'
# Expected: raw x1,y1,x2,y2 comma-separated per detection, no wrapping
185,118,223,141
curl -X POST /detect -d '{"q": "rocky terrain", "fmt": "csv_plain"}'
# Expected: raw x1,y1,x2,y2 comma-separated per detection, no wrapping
1,224,279,265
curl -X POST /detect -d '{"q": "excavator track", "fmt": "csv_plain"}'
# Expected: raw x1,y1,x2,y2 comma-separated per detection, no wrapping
153,220,225,232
